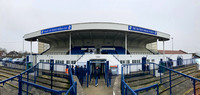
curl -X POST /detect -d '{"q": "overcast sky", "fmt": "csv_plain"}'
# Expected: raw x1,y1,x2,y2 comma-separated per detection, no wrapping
0,0,200,53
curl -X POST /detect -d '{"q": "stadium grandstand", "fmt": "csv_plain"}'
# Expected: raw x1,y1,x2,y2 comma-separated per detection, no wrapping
23,22,192,71
0,22,198,95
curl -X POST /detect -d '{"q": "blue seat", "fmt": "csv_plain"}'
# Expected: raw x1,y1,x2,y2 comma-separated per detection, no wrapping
71,47,85,54
71,46,95,54
115,47,125,54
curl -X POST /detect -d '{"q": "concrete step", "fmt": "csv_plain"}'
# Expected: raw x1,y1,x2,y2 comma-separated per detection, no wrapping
126,64,197,83
131,64,199,95
0,66,70,95
128,67,198,88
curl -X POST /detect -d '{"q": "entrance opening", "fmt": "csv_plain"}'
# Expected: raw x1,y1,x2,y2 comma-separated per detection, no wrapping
90,59,106,78
86,59,109,87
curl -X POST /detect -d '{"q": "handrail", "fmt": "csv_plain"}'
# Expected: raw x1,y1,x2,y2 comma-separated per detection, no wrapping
65,82,77,95
0,62,39,87
151,62,200,82
76,54,84,62
21,62,40,75
122,58,197,95
65,65,77,95
121,63,159,95
134,84,159,93
21,80,68,93
0,75,20,84
0,62,77,95
121,64,137,95
40,46,51,55
112,54,120,62
121,80,137,95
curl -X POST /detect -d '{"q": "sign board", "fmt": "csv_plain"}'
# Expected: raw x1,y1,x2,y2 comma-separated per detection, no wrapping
128,25,157,35
50,59,54,71
110,65,118,75
41,25,72,34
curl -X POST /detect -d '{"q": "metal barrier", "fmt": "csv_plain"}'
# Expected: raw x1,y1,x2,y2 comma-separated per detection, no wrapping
0,75,21,94
66,65,77,95
121,66,137,95
123,63,156,78
134,84,159,95
153,58,198,95
0,62,77,95
121,64,159,95
40,62,68,78
121,80,137,95
121,58,198,95
1,62,26,70
21,62,70,95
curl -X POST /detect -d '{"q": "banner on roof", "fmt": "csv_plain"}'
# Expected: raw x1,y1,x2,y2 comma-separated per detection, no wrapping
128,25,157,35
41,25,72,34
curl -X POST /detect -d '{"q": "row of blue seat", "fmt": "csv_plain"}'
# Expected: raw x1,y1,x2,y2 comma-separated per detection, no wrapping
101,50,117,54
115,47,125,54
71,46,126,54
71,47,85,54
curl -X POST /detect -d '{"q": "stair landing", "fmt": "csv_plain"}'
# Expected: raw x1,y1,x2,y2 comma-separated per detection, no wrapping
83,77,114,95
83,84,113,95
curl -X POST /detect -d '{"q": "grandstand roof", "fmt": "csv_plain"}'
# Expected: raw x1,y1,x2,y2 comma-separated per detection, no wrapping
24,22,170,43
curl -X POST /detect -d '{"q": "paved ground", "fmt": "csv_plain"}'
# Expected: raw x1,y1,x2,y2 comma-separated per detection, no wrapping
83,76,114,95
83,85,113,95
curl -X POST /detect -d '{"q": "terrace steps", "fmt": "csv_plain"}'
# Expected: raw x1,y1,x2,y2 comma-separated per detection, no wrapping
125,64,200,95
0,65,70,95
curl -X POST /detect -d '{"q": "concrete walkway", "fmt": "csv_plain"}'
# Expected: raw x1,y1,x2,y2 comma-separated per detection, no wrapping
83,85,113,95
83,77,114,95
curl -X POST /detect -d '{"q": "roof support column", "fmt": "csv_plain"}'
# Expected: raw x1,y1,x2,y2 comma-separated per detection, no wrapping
30,41,32,55
125,32,127,64
163,41,165,61
30,41,33,63
171,37,173,51
22,39,24,57
69,33,71,65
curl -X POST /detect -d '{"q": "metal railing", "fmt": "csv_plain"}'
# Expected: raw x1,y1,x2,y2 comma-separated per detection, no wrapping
0,62,77,95
65,65,77,95
152,59,198,95
121,58,198,95
121,66,137,95
134,84,159,94
121,64,159,95
1,61,26,70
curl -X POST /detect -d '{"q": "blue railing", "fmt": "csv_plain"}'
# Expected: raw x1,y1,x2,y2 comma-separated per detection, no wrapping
121,66,137,95
0,62,77,95
0,75,22,95
121,64,159,95
0,75,20,86
65,65,77,95
21,80,68,94
121,58,198,95
121,80,137,95
152,59,198,95
134,84,159,94
2,61,26,70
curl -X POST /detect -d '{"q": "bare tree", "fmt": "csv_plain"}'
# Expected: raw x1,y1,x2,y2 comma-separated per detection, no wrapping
0,48,7,53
